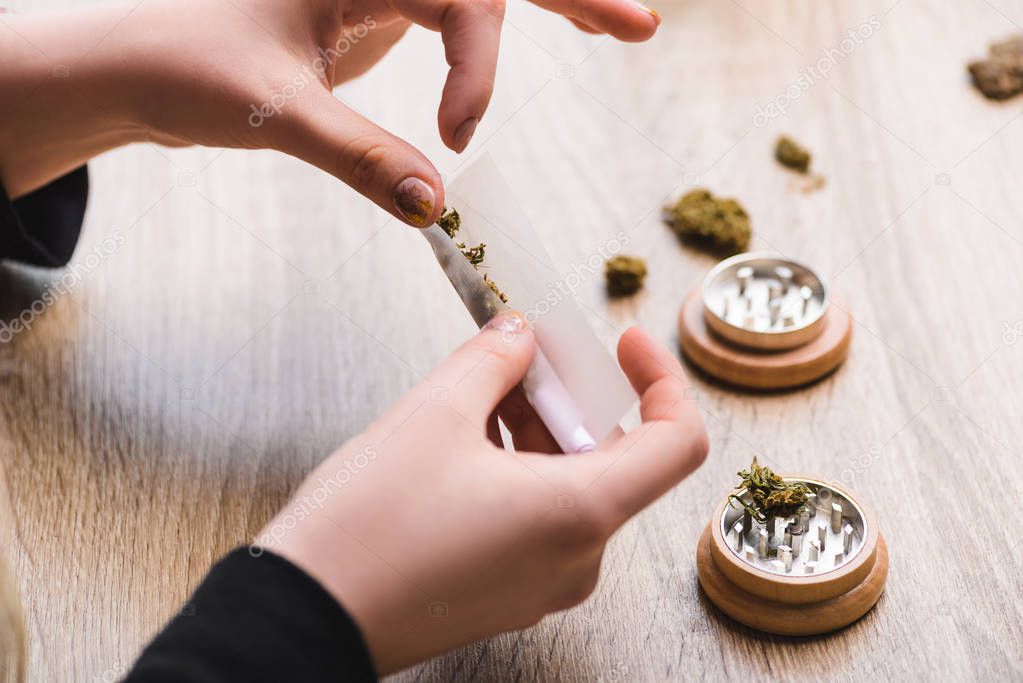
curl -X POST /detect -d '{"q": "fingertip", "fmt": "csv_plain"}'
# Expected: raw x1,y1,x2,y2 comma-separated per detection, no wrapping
393,174,445,227
616,326,652,367
483,310,532,340
636,2,660,28
617,326,688,397
617,21,658,42
618,325,648,347
436,0,501,153
606,2,660,42
691,427,710,469
438,87,489,152
453,117,479,154
429,175,446,224
483,311,537,374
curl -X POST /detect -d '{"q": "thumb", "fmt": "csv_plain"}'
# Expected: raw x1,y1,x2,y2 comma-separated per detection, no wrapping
424,311,536,426
274,89,445,227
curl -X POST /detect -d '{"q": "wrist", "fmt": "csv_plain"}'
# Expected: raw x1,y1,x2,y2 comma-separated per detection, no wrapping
0,6,148,197
258,516,395,672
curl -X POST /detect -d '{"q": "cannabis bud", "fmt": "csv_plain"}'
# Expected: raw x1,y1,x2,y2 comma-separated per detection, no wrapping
461,243,486,268
436,206,509,303
663,189,751,256
729,456,810,524
774,135,811,174
604,255,647,297
969,34,1023,100
484,274,508,303
438,206,461,238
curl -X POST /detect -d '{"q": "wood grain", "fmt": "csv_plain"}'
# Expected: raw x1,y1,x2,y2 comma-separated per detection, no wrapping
696,524,888,636
2,0,1023,681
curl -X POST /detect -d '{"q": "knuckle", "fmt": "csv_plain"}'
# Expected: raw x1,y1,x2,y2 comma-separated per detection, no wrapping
511,611,544,631
570,516,606,548
585,503,619,539
568,0,591,25
462,333,498,356
471,0,506,20
341,137,390,195
552,566,600,611
475,75,497,102
547,507,607,551
469,336,522,372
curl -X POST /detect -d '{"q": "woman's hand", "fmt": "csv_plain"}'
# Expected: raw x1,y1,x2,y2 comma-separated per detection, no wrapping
0,0,659,225
258,313,708,675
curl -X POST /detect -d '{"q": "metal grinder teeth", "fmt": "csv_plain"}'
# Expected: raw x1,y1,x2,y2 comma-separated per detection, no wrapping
831,503,843,533
702,254,830,351
723,479,868,577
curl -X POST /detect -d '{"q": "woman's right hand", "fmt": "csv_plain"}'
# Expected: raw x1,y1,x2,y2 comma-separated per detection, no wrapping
1,0,659,226
258,313,708,675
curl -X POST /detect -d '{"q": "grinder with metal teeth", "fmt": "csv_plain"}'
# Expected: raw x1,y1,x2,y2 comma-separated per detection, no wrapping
678,253,852,389
696,458,888,636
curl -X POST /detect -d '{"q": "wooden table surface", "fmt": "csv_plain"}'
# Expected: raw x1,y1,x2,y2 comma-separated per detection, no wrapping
3,0,1023,680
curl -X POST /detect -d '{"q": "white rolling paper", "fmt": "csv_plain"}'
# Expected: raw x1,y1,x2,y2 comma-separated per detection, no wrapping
440,154,637,444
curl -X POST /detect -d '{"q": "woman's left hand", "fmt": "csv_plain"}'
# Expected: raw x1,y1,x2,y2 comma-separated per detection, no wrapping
258,316,708,675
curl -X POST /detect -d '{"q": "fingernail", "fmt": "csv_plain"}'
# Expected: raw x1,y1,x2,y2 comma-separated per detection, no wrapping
635,1,660,24
485,311,528,335
393,177,436,227
454,117,479,154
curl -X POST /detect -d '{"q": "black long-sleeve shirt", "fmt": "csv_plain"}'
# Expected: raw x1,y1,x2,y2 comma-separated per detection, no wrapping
2,170,378,681
0,167,88,267
124,548,377,682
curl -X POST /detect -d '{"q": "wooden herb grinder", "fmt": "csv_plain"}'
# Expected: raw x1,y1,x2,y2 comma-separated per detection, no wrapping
678,253,852,389
696,475,888,636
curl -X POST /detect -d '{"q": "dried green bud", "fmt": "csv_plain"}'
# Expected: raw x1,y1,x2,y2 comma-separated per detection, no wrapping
436,205,510,304
458,242,486,267
604,255,647,297
484,274,509,303
970,34,1023,100
438,207,461,238
663,189,751,256
728,456,810,523
775,135,811,173
969,58,1023,100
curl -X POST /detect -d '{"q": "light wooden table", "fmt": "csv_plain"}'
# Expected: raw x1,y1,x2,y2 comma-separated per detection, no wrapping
2,0,1023,680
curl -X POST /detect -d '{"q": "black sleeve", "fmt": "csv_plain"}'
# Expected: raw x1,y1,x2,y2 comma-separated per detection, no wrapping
0,166,88,267
124,547,378,682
